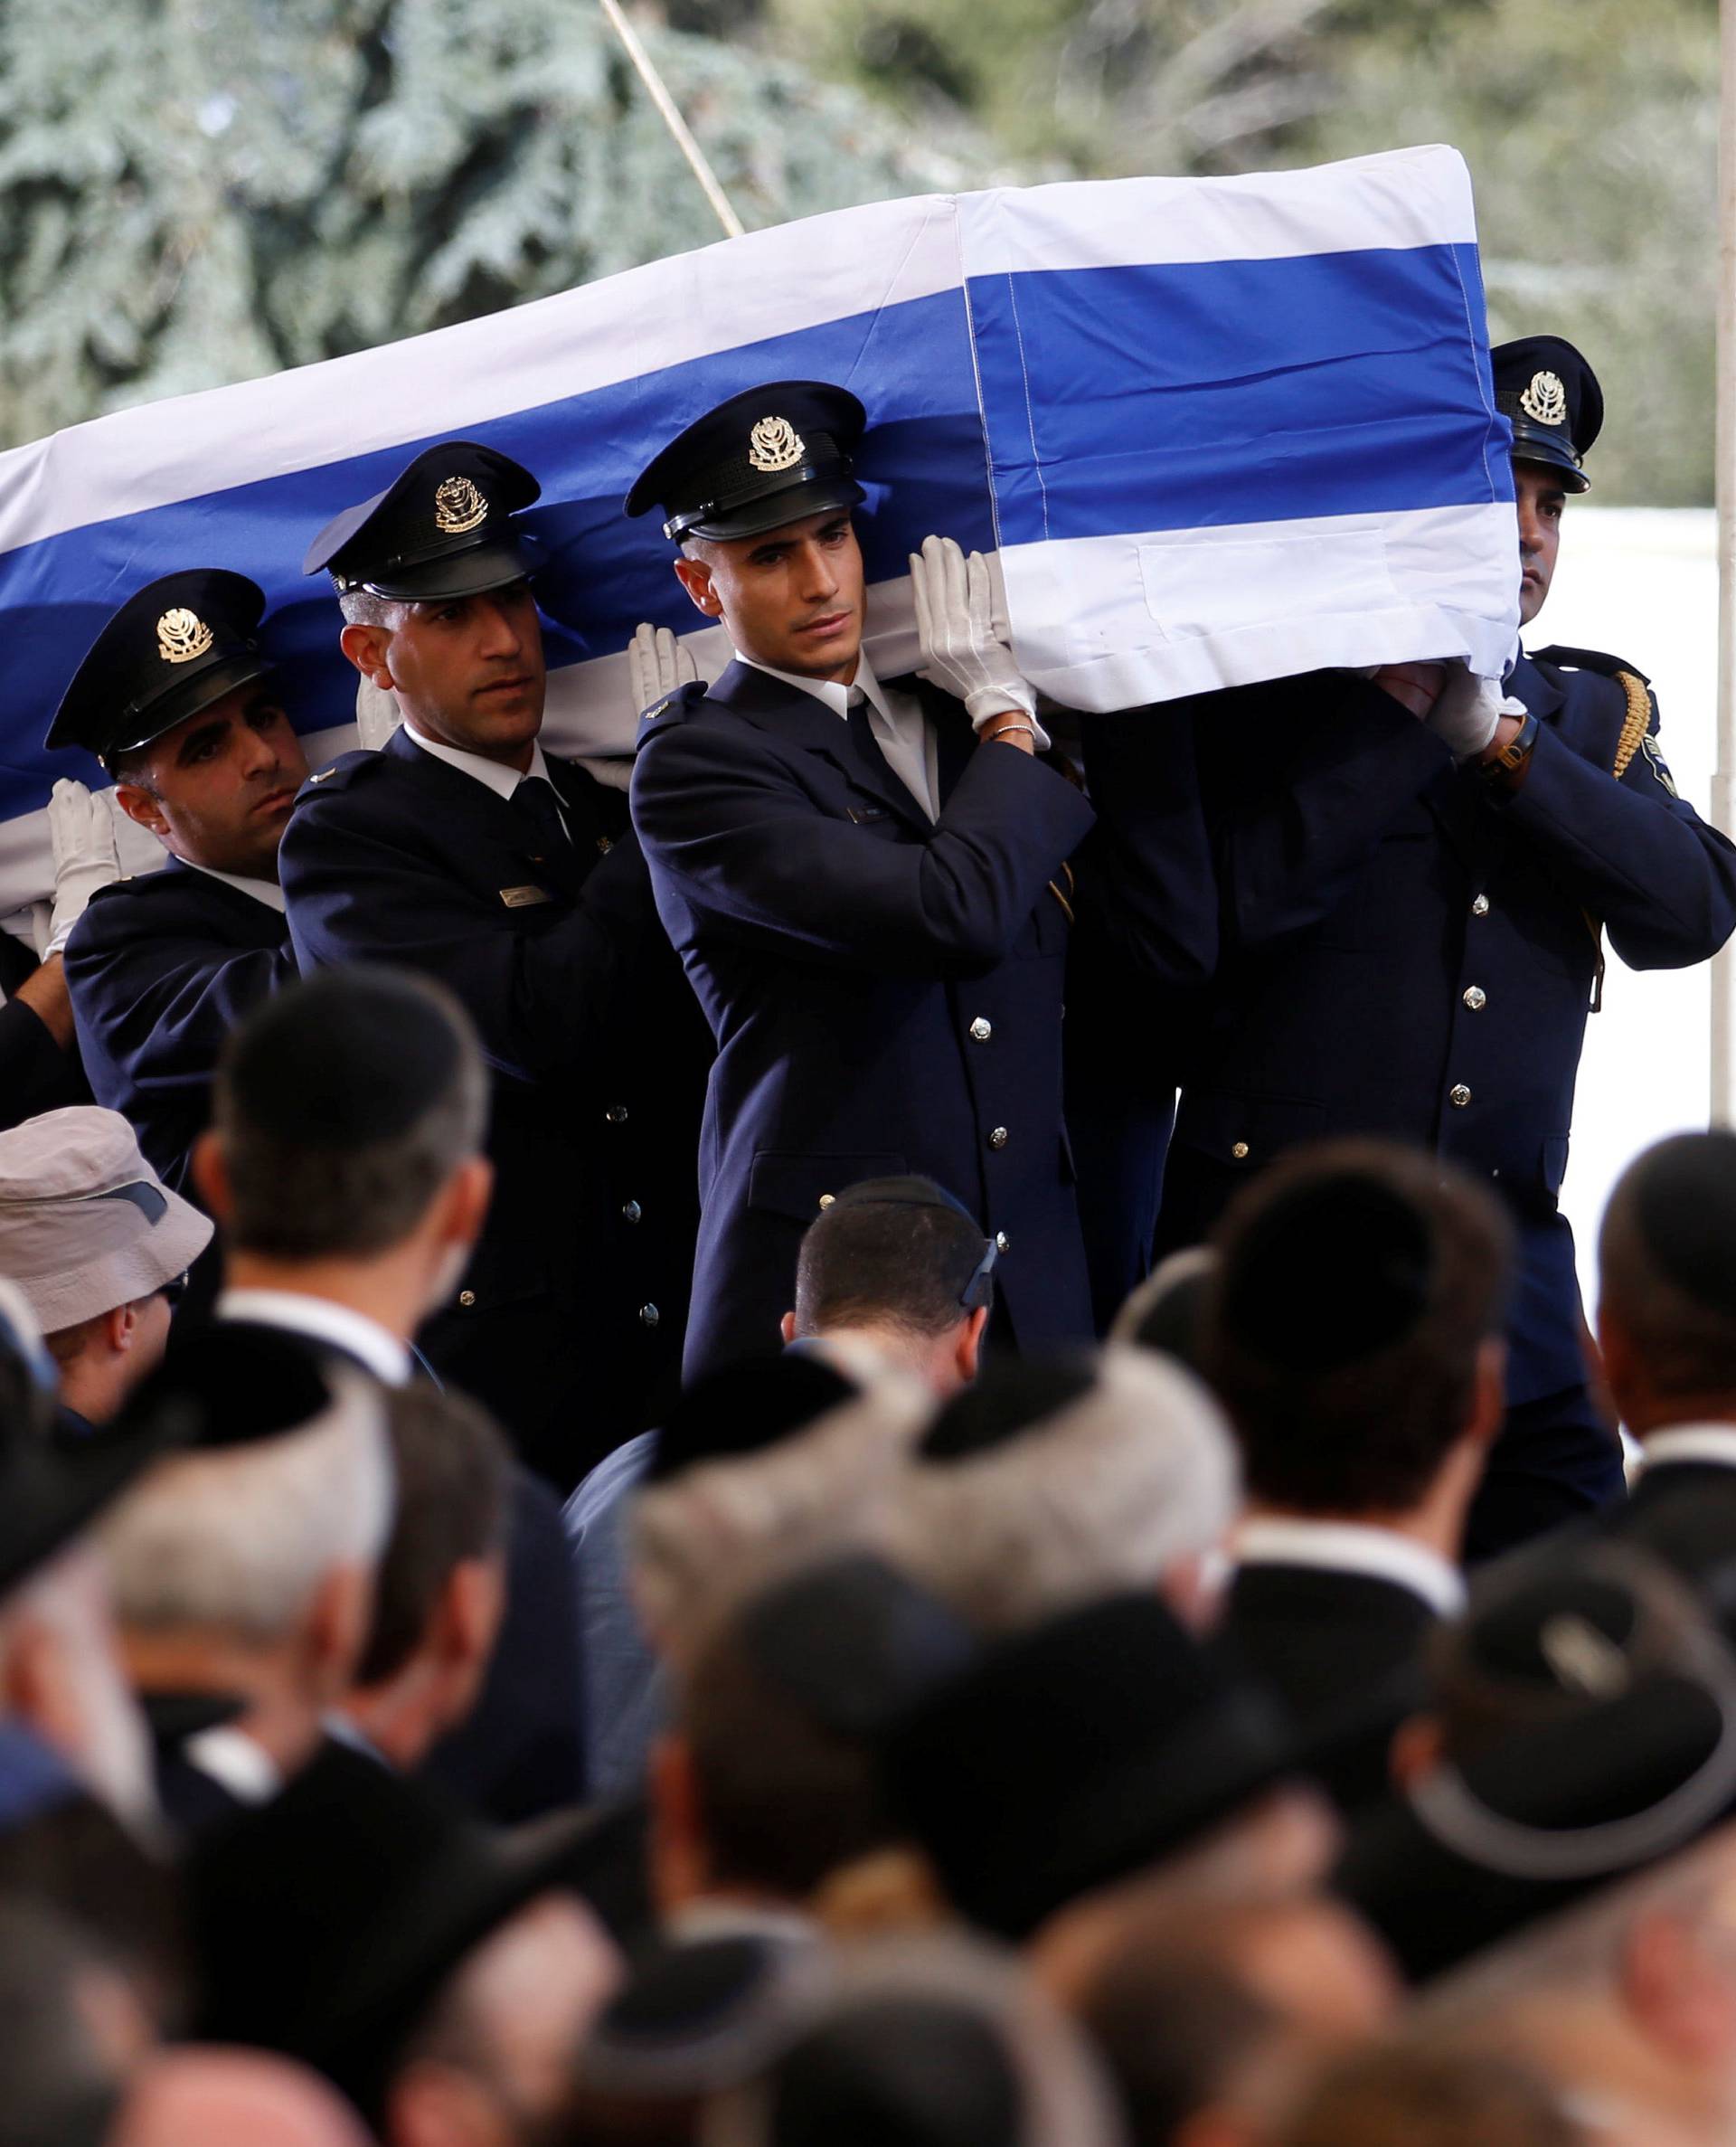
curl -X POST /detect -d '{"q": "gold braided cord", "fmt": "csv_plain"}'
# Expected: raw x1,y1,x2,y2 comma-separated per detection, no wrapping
1611,669,1652,780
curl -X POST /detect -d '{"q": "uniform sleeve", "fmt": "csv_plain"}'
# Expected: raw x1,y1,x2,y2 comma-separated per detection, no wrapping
1074,707,1218,988
64,913,297,1106
279,796,651,1083
1211,673,1453,950
0,998,84,1130
1500,693,1736,969
629,721,1095,974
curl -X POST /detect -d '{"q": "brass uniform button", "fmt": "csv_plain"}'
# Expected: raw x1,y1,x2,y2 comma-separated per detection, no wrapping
597,836,614,854
1449,1083,1472,1108
606,1103,628,1124
1471,894,1490,917
1463,986,1486,1010
458,1289,476,1309
818,1193,835,1209
639,1303,661,1328
622,1199,642,1223
995,1231,1010,1253
988,1127,1009,1150
1231,1140,1250,1160
969,1017,993,1043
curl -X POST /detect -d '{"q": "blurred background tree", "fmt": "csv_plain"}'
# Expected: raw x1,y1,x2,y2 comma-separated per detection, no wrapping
0,0,1718,499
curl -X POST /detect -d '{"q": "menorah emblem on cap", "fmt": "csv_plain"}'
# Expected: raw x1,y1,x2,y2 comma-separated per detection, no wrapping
747,417,806,474
1519,371,1567,428
156,609,214,665
434,475,488,535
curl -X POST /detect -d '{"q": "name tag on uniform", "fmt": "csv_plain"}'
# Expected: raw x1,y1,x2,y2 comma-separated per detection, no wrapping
846,805,889,825
499,884,553,909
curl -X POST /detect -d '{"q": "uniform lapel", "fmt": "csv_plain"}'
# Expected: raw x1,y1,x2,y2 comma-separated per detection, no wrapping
710,661,932,834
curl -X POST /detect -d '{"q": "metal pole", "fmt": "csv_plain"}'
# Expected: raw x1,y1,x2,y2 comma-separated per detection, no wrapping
1713,0,1736,1122
599,0,747,241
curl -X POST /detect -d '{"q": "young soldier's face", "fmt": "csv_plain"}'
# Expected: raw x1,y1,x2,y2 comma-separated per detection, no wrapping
674,510,865,684
1514,461,1566,627
115,681,307,880
345,582,548,769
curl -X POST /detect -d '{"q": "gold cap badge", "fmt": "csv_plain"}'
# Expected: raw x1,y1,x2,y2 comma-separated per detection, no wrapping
433,475,488,535
1519,370,1568,429
156,608,214,666
747,416,805,475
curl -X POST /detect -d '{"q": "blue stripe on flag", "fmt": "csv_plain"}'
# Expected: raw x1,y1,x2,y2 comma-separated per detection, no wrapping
967,244,1509,546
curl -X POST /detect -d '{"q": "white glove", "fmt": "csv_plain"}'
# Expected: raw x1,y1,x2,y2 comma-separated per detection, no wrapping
628,622,698,715
355,673,402,752
909,534,1049,747
45,779,124,954
1426,662,1525,760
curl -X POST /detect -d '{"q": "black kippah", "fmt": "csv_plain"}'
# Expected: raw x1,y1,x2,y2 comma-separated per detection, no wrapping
737,1554,976,1736
1222,1173,1436,1374
226,969,463,1150
646,1353,856,1483
601,1935,780,2048
770,2002,1019,2147
123,1322,336,1451
919,1353,1096,1462
1467,1573,1640,1694
1632,1132,1736,1315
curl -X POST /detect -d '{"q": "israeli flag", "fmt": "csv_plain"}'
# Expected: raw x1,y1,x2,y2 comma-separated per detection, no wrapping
0,141,1514,919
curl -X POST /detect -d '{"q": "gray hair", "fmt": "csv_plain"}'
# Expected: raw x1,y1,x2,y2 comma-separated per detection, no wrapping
99,1368,393,1643
880,1344,1241,1632
628,1368,935,1651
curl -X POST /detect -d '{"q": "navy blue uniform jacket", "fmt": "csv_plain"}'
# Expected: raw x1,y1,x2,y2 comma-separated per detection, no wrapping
63,861,296,1192
279,728,708,1482
0,933,88,1130
1129,653,1736,1405
629,662,1099,1379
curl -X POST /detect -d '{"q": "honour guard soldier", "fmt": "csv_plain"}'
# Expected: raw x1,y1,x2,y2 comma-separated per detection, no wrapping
1113,335,1736,1557
281,443,706,1487
626,381,1099,1378
46,572,304,1199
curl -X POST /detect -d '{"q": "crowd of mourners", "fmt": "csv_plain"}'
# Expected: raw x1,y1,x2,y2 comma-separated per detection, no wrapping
3,955,1736,2147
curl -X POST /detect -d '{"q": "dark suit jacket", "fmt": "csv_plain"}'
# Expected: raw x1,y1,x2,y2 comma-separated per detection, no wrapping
1110,655,1736,1408
629,664,1099,1377
0,932,88,1130
1225,1560,1441,1814
279,729,709,1484
63,862,296,1195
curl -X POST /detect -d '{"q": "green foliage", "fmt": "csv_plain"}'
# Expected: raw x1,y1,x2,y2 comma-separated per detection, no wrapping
0,0,994,446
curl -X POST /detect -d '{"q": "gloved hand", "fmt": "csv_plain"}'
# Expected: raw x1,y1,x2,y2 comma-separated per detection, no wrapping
355,673,401,751
1427,661,1525,760
909,534,1050,747
45,779,124,955
628,622,698,715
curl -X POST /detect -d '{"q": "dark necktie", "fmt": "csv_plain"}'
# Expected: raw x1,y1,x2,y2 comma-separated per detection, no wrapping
514,773,571,856
842,686,892,789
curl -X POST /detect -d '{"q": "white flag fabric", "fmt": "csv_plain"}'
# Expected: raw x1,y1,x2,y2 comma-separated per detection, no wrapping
0,143,1514,921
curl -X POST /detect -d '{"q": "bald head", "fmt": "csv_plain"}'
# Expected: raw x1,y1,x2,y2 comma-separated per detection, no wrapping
112,2049,373,2147
1599,1133,1736,1432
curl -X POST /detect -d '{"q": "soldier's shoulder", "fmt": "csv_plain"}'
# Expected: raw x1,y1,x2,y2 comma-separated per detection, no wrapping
1529,643,1652,688
634,680,716,752
295,748,387,799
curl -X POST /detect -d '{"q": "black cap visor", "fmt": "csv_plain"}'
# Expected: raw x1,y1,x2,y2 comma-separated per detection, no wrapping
349,531,544,604
61,648,278,764
672,474,865,545
1509,421,1590,494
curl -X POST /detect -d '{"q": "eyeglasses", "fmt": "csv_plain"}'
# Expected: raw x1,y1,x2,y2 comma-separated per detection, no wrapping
158,1272,191,1310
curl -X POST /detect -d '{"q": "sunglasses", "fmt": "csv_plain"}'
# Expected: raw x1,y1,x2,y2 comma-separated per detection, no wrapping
158,1272,192,1310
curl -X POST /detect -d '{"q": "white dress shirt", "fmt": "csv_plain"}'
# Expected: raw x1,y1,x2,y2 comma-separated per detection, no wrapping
1638,1422,1736,1474
182,1724,282,1804
216,1288,412,1386
184,861,287,913
402,725,571,836
1232,1515,1466,1620
733,648,939,822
